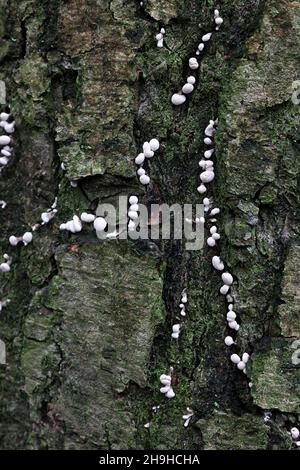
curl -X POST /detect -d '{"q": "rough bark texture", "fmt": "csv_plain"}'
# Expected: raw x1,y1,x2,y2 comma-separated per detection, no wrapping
0,0,299,450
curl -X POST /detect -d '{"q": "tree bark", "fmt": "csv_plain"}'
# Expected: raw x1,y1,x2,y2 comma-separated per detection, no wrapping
0,0,299,450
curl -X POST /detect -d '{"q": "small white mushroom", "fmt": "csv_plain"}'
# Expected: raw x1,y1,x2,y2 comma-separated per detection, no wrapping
224,336,234,346
188,57,199,70
237,361,246,371
128,210,138,220
128,220,136,231
220,284,230,295
200,170,215,183
197,184,207,194
204,137,213,145
227,311,236,322
291,427,300,440
93,217,107,232
149,138,160,151
0,157,8,165
135,153,145,165
137,168,145,176
202,33,212,42
0,263,10,272
171,93,186,105
129,196,138,205
230,354,241,364
210,208,220,216
207,237,216,247
222,272,233,286
187,76,196,85
204,149,215,159
129,203,139,212
140,174,150,185
242,353,250,364
205,123,215,137
182,83,194,94
80,212,96,223
22,232,33,245
212,256,224,271
0,112,10,121
143,141,154,158
160,374,171,385
9,235,19,246
198,43,205,52
160,385,171,394
166,388,175,399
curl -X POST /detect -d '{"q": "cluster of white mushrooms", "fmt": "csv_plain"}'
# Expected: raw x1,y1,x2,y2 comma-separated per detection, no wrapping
198,119,251,374
171,10,223,107
134,138,160,186
156,28,165,48
0,254,12,273
0,111,14,169
128,195,139,232
159,372,175,399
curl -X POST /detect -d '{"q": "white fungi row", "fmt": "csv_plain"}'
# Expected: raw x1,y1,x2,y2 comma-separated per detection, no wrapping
59,212,107,236
171,323,181,340
156,28,165,48
171,11,223,106
134,139,160,186
179,289,188,317
128,195,139,232
199,120,251,375
159,373,175,399
0,254,12,273
0,111,14,168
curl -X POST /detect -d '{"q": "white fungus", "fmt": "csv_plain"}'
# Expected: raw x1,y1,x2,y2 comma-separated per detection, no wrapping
212,256,224,271
230,354,240,364
135,153,145,165
171,93,186,106
197,184,207,194
129,196,138,205
182,83,194,94
242,353,250,364
237,361,246,371
207,237,216,247
22,232,33,246
202,33,212,42
80,212,96,223
188,57,199,70
200,170,215,183
149,138,160,151
291,427,300,440
140,174,150,185
187,76,196,85
220,285,230,295
222,272,233,286
0,135,11,146
94,217,107,232
224,336,234,346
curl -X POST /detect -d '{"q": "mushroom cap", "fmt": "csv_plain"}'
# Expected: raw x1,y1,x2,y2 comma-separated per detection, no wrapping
166,388,175,399
171,93,186,105
222,272,233,286
182,83,194,94
230,354,241,364
202,33,212,42
139,174,150,185
220,284,230,295
129,195,138,205
225,336,234,346
9,235,18,246
187,76,196,85
23,232,33,243
80,212,96,223
149,138,160,151
135,153,145,165
93,217,107,232
0,135,11,146
200,170,215,183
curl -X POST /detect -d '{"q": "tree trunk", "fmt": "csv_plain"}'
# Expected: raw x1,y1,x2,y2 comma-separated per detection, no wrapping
0,0,299,450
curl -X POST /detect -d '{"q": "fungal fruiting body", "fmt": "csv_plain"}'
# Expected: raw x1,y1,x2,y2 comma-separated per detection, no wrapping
0,298,10,312
214,9,224,30
60,215,83,233
182,408,194,428
291,427,300,440
134,139,160,186
159,374,175,399
156,28,165,48
0,110,15,169
128,195,139,232
171,323,181,339
0,254,12,273
171,93,186,106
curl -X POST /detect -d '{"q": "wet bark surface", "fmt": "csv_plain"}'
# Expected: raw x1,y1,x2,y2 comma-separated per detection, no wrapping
0,0,299,450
